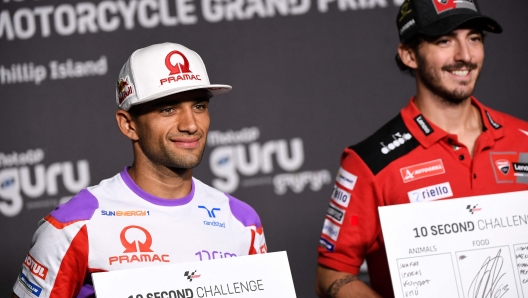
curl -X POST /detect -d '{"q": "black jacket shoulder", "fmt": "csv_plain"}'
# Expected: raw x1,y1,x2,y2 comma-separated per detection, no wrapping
349,114,419,175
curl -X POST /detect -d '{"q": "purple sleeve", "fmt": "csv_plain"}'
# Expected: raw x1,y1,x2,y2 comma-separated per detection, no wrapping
49,189,99,224
76,284,95,298
226,193,262,228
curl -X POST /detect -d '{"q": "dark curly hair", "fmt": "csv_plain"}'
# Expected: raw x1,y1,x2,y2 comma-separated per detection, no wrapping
395,34,425,76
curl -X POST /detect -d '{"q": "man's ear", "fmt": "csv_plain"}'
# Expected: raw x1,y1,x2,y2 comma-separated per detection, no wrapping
116,109,139,141
398,43,418,70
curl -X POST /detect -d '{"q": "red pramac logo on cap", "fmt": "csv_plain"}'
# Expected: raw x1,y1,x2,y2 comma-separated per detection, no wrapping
160,50,202,86
165,50,192,75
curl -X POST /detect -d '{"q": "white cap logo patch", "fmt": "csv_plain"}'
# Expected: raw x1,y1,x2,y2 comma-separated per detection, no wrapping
431,0,477,14
117,76,135,104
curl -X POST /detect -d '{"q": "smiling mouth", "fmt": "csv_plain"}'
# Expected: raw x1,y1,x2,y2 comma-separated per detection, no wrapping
443,62,477,77
173,140,200,149
449,70,470,76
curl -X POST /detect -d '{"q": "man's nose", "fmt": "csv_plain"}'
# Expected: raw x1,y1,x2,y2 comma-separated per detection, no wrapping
454,40,472,63
177,107,198,134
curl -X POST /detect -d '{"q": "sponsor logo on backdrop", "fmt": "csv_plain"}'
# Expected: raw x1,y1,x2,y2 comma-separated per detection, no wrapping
0,57,108,85
490,152,528,184
208,127,331,194
1,0,401,41
317,0,390,12
407,182,453,203
400,159,445,183
109,225,170,265
0,149,91,217
195,250,237,261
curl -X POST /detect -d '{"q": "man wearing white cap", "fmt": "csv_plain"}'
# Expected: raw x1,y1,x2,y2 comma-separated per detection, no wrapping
12,43,267,298
316,0,528,297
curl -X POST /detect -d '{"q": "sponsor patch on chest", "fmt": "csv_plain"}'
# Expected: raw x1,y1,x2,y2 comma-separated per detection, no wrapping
108,225,171,266
490,152,528,184
400,159,445,183
407,182,453,203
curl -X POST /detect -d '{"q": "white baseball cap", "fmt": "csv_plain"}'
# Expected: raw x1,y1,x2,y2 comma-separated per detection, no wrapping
116,43,232,111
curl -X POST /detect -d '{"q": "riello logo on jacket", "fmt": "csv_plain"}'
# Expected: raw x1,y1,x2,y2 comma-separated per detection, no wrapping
160,50,201,86
109,225,170,265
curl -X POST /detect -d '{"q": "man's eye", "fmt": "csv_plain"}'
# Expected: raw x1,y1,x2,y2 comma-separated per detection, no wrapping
161,107,175,114
194,104,207,110
437,39,450,45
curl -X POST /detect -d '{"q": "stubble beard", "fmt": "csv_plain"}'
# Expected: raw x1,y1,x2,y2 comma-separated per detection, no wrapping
139,135,206,170
416,54,479,106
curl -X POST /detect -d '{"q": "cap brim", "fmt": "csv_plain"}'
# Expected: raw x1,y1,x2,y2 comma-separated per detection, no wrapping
121,84,232,111
419,14,503,37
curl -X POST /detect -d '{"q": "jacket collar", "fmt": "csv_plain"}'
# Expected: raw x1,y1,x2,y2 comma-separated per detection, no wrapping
400,96,504,148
